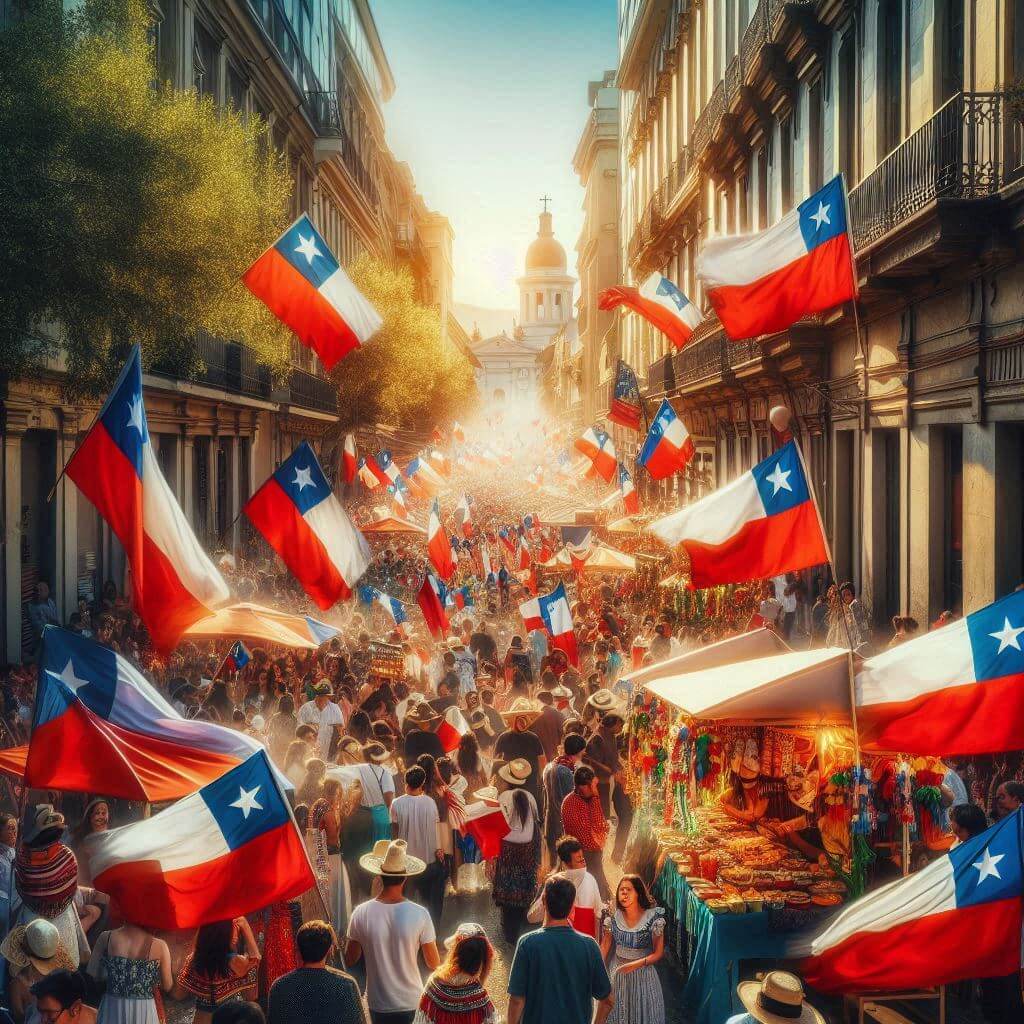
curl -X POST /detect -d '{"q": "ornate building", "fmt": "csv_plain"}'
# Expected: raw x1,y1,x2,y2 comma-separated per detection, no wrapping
616,0,1024,629
517,206,577,351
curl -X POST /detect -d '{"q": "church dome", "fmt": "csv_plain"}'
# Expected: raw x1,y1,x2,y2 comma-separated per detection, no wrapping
525,210,566,271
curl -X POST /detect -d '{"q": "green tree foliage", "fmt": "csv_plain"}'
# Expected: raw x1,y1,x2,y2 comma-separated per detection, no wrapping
338,254,478,430
0,0,294,394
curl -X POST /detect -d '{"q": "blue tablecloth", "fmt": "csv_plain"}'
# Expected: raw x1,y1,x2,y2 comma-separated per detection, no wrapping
655,861,797,1024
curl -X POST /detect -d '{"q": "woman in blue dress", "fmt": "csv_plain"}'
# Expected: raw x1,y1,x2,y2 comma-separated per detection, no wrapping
600,874,666,1024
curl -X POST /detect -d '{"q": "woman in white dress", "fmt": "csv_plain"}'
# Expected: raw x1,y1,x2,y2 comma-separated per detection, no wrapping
87,922,172,1024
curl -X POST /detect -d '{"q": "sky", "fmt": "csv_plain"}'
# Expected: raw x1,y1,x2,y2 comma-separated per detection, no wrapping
371,0,618,315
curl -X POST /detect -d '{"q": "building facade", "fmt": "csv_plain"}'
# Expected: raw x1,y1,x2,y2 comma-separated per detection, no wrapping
517,209,577,351
1,0,452,661
616,0,1024,630
471,331,545,407
572,70,622,429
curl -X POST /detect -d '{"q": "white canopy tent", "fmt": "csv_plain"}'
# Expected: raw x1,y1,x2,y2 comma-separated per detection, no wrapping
626,628,791,689
643,647,854,725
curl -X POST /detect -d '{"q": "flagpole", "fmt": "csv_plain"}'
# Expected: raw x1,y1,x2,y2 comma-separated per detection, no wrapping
793,437,862,769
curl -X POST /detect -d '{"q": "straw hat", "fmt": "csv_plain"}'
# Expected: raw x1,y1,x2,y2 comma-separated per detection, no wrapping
405,701,440,724
359,839,426,877
586,688,622,714
497,757,533,786
335,736,363,763
551,684,573,701
499,697,542,727
0,920,75,976
312,680,333,696
472,786,499,804
737,972,826,1024
467,709,494,736
362,741,390,764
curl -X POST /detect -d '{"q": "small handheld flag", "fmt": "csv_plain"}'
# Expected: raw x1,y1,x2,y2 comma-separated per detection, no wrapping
242,213,382,370
427,499,456,581
216,641,251,679
342,434,357,485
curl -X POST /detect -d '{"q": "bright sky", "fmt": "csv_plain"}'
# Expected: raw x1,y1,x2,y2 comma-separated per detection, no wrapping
371,0,618,312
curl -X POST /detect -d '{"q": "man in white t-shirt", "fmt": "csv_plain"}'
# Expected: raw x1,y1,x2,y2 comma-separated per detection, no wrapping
389,766,440,867
527,834,604,939
773,573,799,640
297,680,345,760
346,838,440,1024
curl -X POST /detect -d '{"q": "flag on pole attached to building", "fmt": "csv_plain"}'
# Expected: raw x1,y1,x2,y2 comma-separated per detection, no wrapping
599,273,703,351
637,399,695,480
607,359,643,431
618,463,640,516
243,442,370,609
856,589,1024,755
574,427,616,482
647,440,829,587
697,175,857,340
86,750,314,930
64,346,229,654
341,434,357,485
242,213,381,370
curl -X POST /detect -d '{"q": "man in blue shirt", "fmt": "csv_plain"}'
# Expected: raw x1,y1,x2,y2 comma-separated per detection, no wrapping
507,876,613,1024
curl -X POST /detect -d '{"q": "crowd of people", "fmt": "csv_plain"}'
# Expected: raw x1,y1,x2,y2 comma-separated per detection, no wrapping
0,458,1015,1024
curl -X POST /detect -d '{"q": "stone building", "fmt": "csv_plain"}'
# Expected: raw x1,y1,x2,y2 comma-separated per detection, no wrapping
1,0,452,660
516,207,577,352
616,0,1024,629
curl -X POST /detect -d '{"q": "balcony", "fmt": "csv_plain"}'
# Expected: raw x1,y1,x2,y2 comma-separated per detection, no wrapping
647,352,675,394
675,333,727,387
150,332,271,400
287,366,337,414
306,90,343,136
849,92,1021,271
306,90,380,208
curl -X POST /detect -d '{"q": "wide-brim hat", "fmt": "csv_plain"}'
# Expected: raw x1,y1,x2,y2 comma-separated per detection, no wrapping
335,736,363,763
405,701,440,724
444,921,487,950
313,681,333,696
498,757,533,786
359,838,426,877
499,698,542,727
363,741,390,764
0,922,75,976
551,684,573,700
472,786,499,804
586,688,622,714
468,709,494,736
737,972,826,1024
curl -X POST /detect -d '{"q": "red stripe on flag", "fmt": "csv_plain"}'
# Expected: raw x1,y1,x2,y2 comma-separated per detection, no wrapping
641,436,695,479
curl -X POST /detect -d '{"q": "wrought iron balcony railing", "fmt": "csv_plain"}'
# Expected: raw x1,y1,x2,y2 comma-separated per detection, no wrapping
288,366,338,414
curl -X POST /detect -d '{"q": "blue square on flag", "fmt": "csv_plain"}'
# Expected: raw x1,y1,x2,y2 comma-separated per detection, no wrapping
272,442,332,515
965,591,1024,682
951,812,1023,909
202,754,289,851
274,215,341,288
751,441,809,514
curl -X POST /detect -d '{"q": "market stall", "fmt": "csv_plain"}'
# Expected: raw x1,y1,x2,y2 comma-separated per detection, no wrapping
629,648,869,1024
183,602,340,649
539,542,637,573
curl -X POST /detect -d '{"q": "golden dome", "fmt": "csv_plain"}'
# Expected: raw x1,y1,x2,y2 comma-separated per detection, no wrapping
525,211,566,271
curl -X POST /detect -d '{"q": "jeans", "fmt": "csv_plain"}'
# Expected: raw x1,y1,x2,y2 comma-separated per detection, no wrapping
611,784,634,863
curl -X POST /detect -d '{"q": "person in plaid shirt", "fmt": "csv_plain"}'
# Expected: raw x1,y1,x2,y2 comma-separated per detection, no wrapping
560,766,611,900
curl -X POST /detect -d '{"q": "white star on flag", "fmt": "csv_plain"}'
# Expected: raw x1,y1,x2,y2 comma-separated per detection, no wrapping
972,847,1005,884
230,785,263,819
57,659,89,694
809,202,831,230
294,234,322,265
293,466,314,491
989,617,1024,655
765,464,792,496
126,395,145,435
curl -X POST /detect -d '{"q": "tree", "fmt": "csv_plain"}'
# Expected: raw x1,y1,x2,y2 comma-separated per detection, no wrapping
337,254,478,430
0,0,294,394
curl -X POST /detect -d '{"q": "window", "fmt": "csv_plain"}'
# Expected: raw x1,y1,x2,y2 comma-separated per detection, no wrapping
780,116,793,212
941,1,964,101
808,78,823,191
536,292,544,319
837,29,857,185
227,63,247,113
193,21,219,101
879,0,903,156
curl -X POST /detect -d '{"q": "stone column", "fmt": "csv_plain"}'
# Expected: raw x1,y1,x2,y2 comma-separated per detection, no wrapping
182,431,196,528
57,420,81,621
207,434,219,544
907,424,945,627
4,427,23,662
229,434,241,553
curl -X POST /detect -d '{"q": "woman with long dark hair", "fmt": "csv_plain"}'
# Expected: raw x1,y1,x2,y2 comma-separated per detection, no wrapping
414,923,496,1024
174,918,260,1024
600,875,665,1024
491,759,540,943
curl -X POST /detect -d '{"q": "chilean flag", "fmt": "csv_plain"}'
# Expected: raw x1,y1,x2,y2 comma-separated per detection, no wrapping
19,627,268,801
342,433,357,485
376,451,406,492
360,586,407,633
455,495,474,538
244,441,370,609
857,590,1024,755
437,706,470,753
65,347,228,654
417,573,450,639
648,440,829,587
698,175,857,340
618,463,640,516
357,457,381,490
449,586,474,611
427,499,456,580
519,582,578,666
637,399,695,479
216,641,251,679
608,359,642,431
599,273,702,351
389,485,407,518
455,798,510,859
798,810,1023,993
406,456,444,495
574,427,616,482
86,750,314,930
242,213,381,370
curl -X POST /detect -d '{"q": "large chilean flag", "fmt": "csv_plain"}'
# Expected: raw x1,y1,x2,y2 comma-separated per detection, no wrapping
599,273,702,351
65,347,229,654
637,400,695,480
242,213,381,370
417,574,450,639
86,750,314,930
648,440,829,587
244,441,369,609
17,627,267,801
698,175,857,340
797,810,1023,993
857,590,1024,755
342,433,358,485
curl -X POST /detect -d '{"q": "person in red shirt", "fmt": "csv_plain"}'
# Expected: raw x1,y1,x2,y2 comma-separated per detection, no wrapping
560,766,610,900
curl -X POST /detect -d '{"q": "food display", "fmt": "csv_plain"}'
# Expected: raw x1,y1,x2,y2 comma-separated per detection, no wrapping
658,806,847,918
